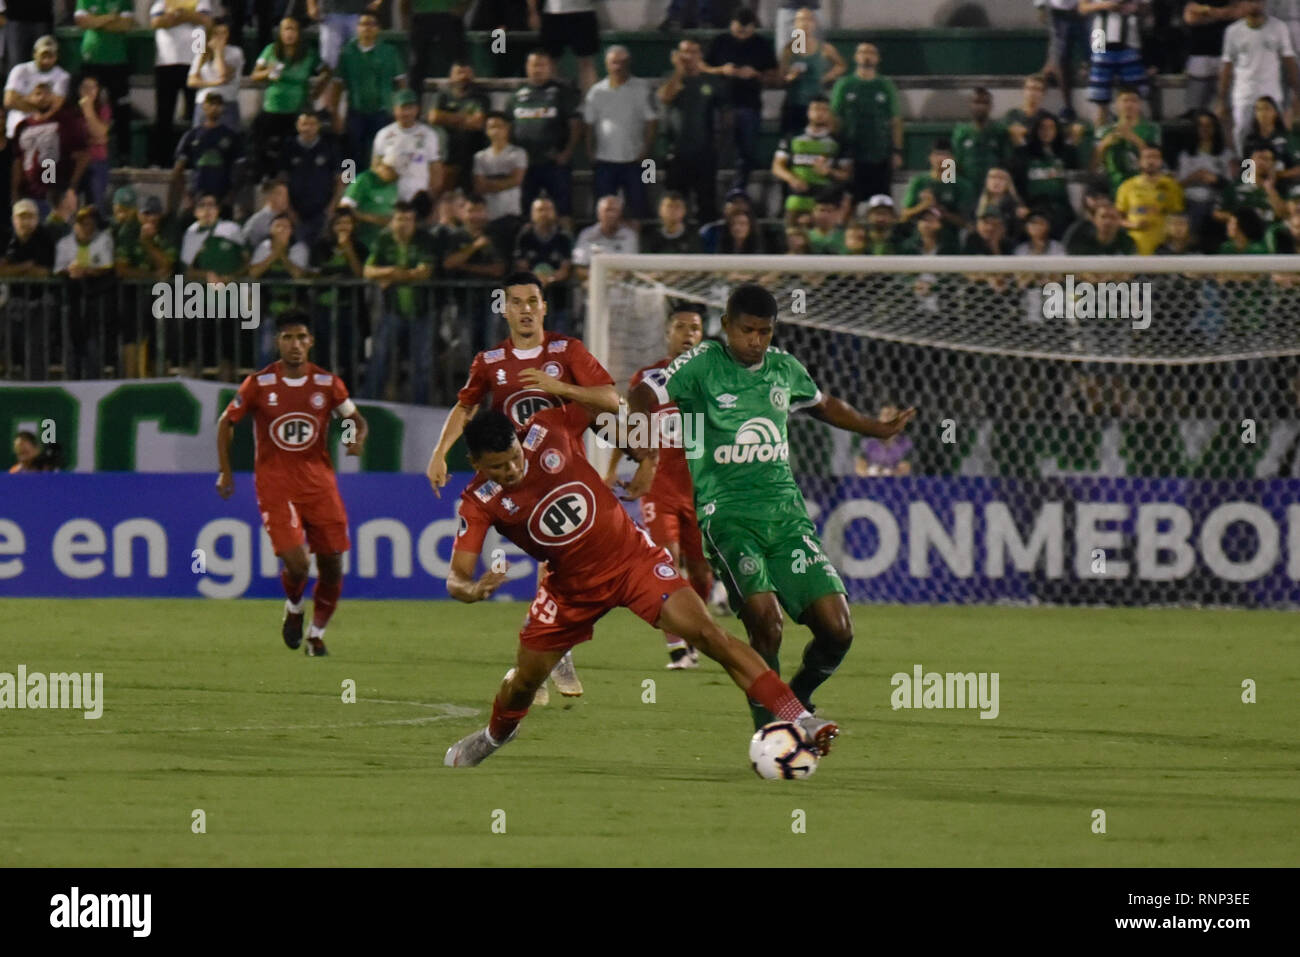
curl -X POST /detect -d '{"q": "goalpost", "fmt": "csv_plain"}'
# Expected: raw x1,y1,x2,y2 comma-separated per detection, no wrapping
588,254,1300,607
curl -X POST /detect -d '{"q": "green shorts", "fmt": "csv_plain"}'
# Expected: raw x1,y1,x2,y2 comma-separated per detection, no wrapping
700,507,846,622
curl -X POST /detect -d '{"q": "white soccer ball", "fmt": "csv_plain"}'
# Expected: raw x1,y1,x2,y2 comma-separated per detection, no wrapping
749,721,819,780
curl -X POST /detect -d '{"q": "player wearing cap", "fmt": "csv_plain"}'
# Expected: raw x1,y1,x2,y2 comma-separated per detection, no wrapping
371,89,443,201
217,309,369,657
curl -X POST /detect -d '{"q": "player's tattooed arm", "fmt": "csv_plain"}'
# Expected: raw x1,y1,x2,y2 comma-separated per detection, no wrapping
517,369,619,415
215,412,236,498
808,395,917,439
428,402,475,496
447,547,508,603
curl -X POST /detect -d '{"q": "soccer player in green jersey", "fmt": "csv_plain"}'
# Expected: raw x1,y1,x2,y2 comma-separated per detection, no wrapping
626,284,916,728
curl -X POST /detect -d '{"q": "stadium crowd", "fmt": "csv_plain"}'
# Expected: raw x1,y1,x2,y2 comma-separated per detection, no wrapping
0,0,1299,401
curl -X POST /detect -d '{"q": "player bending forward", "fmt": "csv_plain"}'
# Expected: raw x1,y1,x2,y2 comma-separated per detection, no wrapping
217,310,369,656
628,283,916,728
427,271,619,701
443,405,838,767
604,306,716,669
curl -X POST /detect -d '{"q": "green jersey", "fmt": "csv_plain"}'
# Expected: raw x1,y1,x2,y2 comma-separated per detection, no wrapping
336,39,404,115
1218,181,1277,224
951,120,1010,194
1097,119,1161,192
664,73,722,148
510,80,579,166
257,44,322,115
776,127,849,213
807,226,846,254
77,0,131,65
829,73,900,163
651,340,821,518
341,171,398,246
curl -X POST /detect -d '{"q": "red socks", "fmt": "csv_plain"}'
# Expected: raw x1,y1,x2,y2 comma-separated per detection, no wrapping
311,577,341,630
746,670,808,723
489,697,530,744
281,568,307,605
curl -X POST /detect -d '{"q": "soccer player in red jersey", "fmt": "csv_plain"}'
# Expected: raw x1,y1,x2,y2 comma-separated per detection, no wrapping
604,306,716,669
216,310,368,657
443,404,839,767
426,270,618,698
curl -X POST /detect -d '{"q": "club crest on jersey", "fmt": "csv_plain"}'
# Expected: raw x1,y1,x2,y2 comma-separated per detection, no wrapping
505,389,560,427
547,340,568,353
269,412,318,451
484,348,506,364
739,555,759,576
541,449,565,473
527,481,596,546
310,392,326,409
770,385,789,410
474,480,501,503
542,361,562,378
523,424,548,450
654,562,679,581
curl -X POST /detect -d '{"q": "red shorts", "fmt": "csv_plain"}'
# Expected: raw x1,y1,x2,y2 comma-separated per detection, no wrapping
258,484,350,556
519,542,691,652
641,494,705,563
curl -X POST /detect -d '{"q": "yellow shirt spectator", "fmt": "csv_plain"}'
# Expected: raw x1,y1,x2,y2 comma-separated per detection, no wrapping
1115,172,1185,255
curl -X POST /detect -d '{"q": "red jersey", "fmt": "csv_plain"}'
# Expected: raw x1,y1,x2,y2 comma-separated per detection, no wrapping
629,358,694,507
457,331,613,433
224,361,352,499
456,404,657,586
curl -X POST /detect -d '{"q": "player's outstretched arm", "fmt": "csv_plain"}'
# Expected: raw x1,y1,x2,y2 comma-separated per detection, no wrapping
427,403,474,496
623,382,661,462
215,412,236,498
446,547,508,603
807,396,917,439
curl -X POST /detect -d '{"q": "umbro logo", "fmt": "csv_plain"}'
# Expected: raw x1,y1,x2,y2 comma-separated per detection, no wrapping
716,393,738,409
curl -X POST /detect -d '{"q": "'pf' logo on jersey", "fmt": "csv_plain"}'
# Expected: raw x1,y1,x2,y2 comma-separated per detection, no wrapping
505,389,560,427
270,412,318,451
527,482,596,546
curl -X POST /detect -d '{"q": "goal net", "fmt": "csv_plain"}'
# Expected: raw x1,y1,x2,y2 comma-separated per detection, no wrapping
588,254,1300,608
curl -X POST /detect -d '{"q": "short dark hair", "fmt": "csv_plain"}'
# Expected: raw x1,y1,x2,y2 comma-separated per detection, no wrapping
485,109,510,124
733,7,757,26
667,302,705,324
1233,206,1266,242
275,309,312,332
392,199,415,215
463,193,487,208
932,137,954,153
464,410,519,459
661,190,686,204
501,270,544,298
1116,86,1141,99
14,429,38,445
808,94,829,106
725,283,777,322
814,188,843,207
972,86,992,100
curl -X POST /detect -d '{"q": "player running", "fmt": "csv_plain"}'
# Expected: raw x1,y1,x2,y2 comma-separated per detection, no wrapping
603,306,716,669
627,283,916,728
443,404,839,767
426,270,618,700
217,309,369,657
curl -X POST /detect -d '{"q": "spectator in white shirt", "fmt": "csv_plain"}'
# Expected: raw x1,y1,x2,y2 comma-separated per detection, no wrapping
188,17,244,130
241,176,297,251
582,44,656,222
4,34,69,139
1219,0,1300,152
572,193,638,283
371,88,444,201
472,109,528,259
150,0,213,166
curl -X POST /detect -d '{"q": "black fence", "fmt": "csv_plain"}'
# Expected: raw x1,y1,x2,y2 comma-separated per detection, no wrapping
0,277,515,406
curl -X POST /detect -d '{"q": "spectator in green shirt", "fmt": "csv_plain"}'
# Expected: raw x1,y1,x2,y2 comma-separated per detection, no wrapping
339,148,401,246
1218,206,1270,253
1092,88,1161,195
806,190,847,253
74,0,134,161
902,138,975,244
429,60,490,194
1011,113,1080,239
250,16,329,180
330,10,406,169
1065,202,1137,255
952,87,1010,199
830,42,902,204
772,96,852,218
900,205,958,255
363,200,437,403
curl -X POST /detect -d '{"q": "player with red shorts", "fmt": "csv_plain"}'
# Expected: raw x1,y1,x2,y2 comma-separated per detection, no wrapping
443,403,840,767
427,271,619,698
604,306,716,669
217,310,368,657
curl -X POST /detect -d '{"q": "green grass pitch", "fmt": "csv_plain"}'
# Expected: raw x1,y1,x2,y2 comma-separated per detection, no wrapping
1,599,1296,867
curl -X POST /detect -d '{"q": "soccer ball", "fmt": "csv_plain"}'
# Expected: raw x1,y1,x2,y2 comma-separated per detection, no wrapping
749,721,819,780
